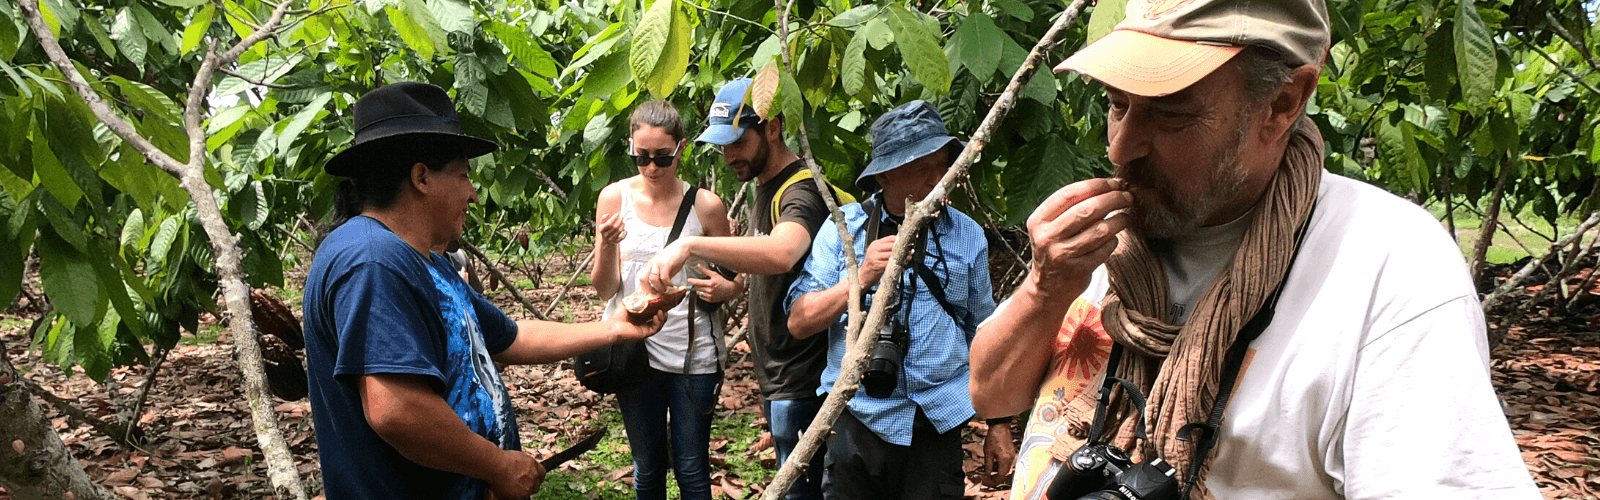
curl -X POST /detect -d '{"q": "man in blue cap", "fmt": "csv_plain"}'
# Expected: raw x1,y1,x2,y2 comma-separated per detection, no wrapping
640,78,845,499
304,82,666,499
785,101,1013,499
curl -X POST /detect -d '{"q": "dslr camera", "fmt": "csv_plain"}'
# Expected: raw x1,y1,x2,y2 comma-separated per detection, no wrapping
859,312,908,399
1045,442,1180,500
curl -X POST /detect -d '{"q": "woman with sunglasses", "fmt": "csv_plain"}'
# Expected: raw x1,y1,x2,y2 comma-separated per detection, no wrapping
591,100,742,500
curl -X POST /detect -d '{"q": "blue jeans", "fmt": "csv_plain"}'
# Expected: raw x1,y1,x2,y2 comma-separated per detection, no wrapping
765,395,826,500
617,369,719,500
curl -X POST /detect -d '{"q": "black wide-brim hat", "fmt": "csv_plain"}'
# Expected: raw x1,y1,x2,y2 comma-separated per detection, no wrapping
325,82,498,176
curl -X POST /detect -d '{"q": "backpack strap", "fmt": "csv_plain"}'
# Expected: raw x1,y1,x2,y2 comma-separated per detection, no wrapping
771,169,855,226
667,185,699,243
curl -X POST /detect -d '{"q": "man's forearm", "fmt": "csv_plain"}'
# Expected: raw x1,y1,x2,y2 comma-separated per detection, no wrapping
788,281,850,339
494,320,622,365
969,278,1072,418
361,374,514,483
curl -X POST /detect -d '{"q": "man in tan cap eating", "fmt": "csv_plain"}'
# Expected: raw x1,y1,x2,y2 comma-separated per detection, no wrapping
969,0,1541,499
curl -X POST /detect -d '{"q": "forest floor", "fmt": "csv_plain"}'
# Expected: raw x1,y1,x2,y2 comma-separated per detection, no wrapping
0,246,1597,499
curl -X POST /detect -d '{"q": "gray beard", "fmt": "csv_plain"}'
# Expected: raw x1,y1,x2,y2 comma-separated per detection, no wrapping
1128,121,1252,239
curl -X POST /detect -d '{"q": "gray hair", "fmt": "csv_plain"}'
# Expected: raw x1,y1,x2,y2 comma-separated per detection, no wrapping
1234,45,1296,105
629,100,685,143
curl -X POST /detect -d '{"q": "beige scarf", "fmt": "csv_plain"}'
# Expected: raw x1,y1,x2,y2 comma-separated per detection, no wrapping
1064,115,1323,499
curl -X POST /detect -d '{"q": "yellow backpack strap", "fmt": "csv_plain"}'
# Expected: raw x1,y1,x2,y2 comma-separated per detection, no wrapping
771,169,856,226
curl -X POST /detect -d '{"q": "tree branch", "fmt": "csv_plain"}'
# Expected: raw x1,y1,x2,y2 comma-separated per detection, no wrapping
1545,12,1600,76
1513,32,1600,96
543,249,596,319
218,67,293,89
760,1,1092,498
675,0,774,35
121,346,168,442
461,240,552,321
1484,210,1600,311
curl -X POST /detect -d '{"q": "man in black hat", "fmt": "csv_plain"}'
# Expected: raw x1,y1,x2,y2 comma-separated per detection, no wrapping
302,82,666,499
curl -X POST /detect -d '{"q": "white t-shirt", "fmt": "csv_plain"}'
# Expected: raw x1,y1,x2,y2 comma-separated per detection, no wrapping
999,171,1540,499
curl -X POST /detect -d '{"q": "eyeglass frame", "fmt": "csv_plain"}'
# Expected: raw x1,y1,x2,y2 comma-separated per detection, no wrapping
628,139,685,168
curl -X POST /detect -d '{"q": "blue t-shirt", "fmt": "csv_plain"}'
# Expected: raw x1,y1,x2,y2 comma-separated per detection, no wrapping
303,216,520,499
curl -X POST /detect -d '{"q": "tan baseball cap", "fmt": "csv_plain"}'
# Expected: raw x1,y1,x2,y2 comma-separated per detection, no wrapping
1055,0,1330,97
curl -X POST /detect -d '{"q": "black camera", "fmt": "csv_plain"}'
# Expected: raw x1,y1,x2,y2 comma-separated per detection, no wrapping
1045,443,1179,500
859,318,907,398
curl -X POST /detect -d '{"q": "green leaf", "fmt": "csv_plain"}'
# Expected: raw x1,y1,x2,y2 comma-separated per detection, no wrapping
641,1,691,98
952,13,1003,84
565,23,626,78
796,43,836,107
583,113,613,153
1423,25,1455,102
38,230,100,329
110,76,181,125
0,1,22,62
886,6,950,95
779,70,803,128
276,92,331,154
1086,0,1128,45
182,3,215,55
581,52,631,98
1004,137,1087,226
214,55,304,96
0,220,27,310
842,27,870,96
991,0,1033,22
488,21,558,78
149,216,179,264
862,19,892,51
428,0,475,34
31,138,82,210
388,5,436,60
629,0,673,85
1453,0,1495,115
826,5,880,27
110,8,149,71
153,0,208,8
131,4,176,55
120,208,144,249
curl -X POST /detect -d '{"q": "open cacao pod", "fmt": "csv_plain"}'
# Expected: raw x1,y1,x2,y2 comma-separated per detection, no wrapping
621,286,688,324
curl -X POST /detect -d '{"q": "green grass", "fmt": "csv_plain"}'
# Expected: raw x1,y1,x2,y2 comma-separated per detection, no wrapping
534,410,770,499
1,315,32,331
1426,202,1580,265
181,323,223,346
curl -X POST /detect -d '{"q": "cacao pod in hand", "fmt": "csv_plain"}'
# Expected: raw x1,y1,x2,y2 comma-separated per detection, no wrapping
621,286,688,324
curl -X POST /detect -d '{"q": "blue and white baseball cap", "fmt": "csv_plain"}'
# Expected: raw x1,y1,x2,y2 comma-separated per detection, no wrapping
695,78,763,145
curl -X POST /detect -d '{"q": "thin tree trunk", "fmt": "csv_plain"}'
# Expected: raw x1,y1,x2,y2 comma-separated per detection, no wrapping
122,347,169,439
1471,161,1512,283
0,332,117,500
760,1,1092,497
18,1,311,496
544,250,597,319
1441,172,1456,241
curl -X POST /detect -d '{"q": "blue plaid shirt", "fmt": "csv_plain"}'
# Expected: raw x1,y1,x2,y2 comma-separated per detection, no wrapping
785,194,995,445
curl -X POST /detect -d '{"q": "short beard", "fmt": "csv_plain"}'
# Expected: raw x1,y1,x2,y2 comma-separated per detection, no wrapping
1120,110,1253,239
733,128,772,183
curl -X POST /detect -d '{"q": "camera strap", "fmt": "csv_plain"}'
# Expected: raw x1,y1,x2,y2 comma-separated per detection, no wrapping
1085,343,1151,445
1173,202,1317,499
862,196,963,329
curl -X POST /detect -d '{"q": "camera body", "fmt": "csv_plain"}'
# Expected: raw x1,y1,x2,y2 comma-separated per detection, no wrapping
860,318,908,398
1046,443,1179,500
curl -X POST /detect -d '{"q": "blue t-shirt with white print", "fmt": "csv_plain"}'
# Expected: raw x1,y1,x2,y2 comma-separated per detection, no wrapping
303,216,520,499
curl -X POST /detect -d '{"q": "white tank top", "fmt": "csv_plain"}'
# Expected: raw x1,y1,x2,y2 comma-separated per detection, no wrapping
601,180,726,373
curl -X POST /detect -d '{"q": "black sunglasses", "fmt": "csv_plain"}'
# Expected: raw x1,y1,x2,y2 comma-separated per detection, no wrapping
629,140,683,167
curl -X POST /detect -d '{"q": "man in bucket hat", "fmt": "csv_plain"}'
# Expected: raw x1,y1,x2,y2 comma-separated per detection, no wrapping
640,77,850,500
786,101,1013,499
970,0,1540,498
303,82,665,499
